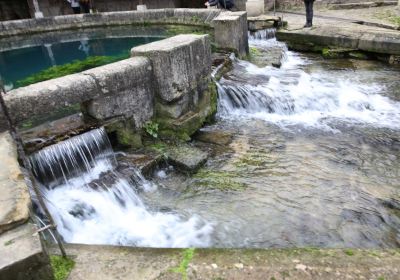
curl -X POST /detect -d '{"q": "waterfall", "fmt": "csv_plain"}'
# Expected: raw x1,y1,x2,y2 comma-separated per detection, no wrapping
216,31,400,130
30,128,212,247
248,28,276,41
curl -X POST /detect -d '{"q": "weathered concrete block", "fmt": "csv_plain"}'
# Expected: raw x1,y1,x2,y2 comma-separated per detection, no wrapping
0,132,31,234
131,34,212,103
0,223,54,280
213,11,249,57
246,0,265,16
2,73,98,126
82,57,155,128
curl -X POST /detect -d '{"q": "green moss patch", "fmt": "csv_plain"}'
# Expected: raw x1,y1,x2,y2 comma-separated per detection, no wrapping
16,54,129,88
193,169,246,191
50,255,75,280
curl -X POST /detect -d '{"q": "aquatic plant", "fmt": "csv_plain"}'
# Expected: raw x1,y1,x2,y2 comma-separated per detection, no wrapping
16,54,129,87
193,169,246,191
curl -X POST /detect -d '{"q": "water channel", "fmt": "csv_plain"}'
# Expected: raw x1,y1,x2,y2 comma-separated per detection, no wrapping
29,30,400,248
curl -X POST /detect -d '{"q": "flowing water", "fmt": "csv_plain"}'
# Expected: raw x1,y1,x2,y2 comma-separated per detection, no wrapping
31,128,212,247
32,30,400,248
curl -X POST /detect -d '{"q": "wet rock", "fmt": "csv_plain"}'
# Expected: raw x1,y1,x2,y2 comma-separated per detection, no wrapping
249,45,285,68
0,132,30,234
195,130,233,146
118,152,163,178
69,203,96,219
164,145,208,173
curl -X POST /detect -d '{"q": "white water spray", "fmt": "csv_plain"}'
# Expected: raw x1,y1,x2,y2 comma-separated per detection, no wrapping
31,128,213,247
218,29,400,130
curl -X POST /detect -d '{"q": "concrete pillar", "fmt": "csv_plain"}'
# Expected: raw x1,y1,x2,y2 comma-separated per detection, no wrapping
32,0,44,18
213,11,249,58
246,0,265,16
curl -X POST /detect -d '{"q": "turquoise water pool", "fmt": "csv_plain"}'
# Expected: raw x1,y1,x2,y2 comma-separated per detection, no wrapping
0,36,163,89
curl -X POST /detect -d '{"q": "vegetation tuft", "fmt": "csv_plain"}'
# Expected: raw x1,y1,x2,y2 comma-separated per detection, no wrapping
170,248,195,280
50,255,75,280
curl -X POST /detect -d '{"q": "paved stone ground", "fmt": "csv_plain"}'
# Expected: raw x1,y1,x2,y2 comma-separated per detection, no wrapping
269,7,400,56
275,6,400,29
49,244,400,280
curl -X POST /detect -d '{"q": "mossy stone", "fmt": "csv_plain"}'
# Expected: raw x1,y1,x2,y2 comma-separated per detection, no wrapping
155,82,218,141
104,119,143,149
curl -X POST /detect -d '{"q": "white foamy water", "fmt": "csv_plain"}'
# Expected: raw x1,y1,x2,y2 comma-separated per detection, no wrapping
218,32,400,130
32,128,213,247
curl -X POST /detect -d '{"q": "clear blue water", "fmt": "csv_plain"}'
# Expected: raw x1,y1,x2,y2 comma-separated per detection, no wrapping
0,36,163,89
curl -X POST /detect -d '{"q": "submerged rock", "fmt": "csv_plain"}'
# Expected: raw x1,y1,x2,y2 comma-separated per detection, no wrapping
118,152,163,178
249,46,285,68
195,130,233,146
165,145,208,173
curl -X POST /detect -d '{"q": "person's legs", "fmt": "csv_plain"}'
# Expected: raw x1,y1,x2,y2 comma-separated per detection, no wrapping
72,7,81,14
308,1,314,26
304,0,313,27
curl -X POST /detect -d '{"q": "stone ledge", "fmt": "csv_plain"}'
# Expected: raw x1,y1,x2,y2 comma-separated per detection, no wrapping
50,244,400,280
0,57,153,129
276,26,400,55
0,132,30,234
0,223,53,280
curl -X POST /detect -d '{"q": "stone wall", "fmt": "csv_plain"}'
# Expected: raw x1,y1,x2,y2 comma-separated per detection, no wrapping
0,0,211,20
0,9,222,38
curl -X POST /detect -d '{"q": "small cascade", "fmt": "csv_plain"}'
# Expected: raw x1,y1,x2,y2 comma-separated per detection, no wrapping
31,128,212,247
248,28,276,41
216,33,400,130
30,128,115,189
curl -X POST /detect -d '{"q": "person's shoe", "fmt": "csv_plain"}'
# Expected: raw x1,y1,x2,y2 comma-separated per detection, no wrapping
303,22,312,28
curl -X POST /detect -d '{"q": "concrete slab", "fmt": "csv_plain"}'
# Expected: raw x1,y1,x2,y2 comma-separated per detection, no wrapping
275,12,400,55
0,223,53,280
0,132,30,234
50,244,400,280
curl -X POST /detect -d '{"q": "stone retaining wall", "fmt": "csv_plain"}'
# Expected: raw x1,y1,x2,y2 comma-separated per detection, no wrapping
0,9,222,38
0,33,224,144
0,9,249,134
